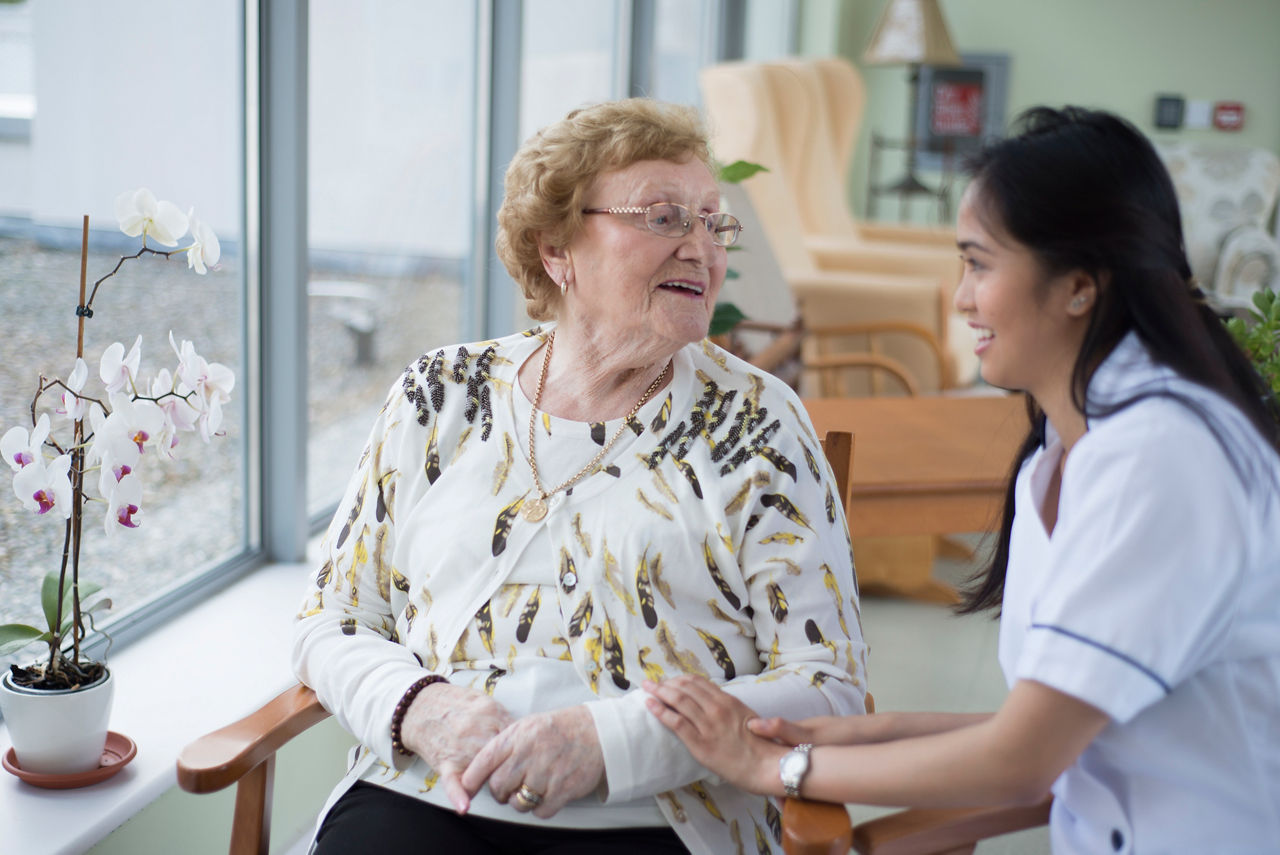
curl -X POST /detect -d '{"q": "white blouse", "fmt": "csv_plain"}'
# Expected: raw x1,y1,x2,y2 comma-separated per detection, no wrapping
1001,333,1280,853
293,326,868,853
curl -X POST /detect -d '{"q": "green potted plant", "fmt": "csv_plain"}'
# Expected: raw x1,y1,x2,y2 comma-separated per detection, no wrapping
0,189,233,783
1225,286,1280,402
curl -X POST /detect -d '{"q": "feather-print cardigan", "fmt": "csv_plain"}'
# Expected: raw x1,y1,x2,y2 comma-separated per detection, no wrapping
293,326,867,854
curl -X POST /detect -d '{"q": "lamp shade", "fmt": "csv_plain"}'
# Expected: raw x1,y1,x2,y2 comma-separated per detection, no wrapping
862,0,962,67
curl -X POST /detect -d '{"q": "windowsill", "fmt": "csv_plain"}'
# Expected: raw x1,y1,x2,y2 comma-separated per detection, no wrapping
0,560,310,855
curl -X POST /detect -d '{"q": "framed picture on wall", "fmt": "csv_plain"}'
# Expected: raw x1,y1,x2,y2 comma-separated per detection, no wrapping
912,52,1010,172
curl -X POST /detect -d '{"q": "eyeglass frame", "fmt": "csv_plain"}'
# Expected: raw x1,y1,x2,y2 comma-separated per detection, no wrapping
580,203,743,247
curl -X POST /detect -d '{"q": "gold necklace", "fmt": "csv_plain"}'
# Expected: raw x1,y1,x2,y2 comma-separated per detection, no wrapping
522,331,670,523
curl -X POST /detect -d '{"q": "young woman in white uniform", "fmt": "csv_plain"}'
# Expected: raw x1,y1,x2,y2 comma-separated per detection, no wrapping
643,107,1280,853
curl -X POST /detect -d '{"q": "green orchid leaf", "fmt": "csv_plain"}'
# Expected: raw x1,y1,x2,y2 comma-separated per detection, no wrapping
0,624,47,656
76,581,103,601
41,572,66,636
709,302,748,337
718,160,769,184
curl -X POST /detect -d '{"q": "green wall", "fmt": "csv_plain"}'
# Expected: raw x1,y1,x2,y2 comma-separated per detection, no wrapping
88,719,354,855
815,0,1280,224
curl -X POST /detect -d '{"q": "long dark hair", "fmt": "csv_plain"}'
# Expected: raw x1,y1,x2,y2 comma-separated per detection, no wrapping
957,106,1280,615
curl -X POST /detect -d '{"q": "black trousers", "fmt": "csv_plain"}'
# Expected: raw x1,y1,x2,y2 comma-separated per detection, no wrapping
312,781,692,854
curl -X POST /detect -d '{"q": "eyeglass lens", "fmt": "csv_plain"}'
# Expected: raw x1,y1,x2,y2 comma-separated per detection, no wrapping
645,203,740,247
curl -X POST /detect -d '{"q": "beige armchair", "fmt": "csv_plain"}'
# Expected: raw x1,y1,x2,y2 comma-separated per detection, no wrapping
763,58,959,267
1158,141,1280,310
700,60,963,395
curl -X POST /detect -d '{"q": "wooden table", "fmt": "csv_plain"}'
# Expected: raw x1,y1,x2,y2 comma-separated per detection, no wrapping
803,394,1029,600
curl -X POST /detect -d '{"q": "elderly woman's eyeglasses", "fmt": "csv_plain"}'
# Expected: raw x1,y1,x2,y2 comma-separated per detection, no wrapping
581,203,743,247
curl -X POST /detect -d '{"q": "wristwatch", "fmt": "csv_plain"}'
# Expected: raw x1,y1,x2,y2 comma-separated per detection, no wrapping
778,743,813,798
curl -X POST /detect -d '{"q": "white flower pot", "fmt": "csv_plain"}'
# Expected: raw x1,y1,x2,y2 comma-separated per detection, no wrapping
0,668,114,775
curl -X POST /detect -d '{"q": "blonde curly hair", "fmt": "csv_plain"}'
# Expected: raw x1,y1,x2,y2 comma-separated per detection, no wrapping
496,99,713,321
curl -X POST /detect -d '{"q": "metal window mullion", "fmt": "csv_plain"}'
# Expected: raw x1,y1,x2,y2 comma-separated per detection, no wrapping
628,0,653,97
474,0,522,341
716,0,746,62
259,0,309,562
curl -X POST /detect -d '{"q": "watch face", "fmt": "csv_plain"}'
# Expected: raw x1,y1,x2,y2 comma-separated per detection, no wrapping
781,751,808,779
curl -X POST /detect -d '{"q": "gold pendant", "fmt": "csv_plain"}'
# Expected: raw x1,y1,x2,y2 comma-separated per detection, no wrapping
521,496,548,522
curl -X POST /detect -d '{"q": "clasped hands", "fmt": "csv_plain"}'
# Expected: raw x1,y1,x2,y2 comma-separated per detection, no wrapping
397,682,604,817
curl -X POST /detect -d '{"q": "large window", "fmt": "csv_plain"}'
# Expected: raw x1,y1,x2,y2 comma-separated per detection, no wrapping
1,0,765,663
0,0,247,641
521,0,623,140
306,1,476,515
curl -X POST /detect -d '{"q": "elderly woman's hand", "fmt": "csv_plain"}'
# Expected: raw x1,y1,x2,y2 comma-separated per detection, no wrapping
642,675,785,795
399,682,516,813
460,705,605,818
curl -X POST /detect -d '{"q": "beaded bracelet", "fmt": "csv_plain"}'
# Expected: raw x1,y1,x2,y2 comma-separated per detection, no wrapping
390,674,448,756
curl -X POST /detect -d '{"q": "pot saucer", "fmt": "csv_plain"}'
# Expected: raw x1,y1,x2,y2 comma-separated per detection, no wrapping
3,731,137,789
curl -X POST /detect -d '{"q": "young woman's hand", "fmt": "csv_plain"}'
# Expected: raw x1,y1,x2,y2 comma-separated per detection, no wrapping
749,713,878,746
642,675,786,795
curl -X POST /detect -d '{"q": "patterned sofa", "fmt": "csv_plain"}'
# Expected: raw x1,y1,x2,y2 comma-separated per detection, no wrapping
1159,141,1280,310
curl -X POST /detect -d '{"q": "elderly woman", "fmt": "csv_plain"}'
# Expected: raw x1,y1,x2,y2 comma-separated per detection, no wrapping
292,98,866,855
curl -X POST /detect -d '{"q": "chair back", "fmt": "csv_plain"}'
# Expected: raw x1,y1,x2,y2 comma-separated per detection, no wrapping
699,61,822,277
764,59,862,240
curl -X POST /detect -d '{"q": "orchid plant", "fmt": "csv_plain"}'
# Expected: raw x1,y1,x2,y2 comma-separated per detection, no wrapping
0,189,233,691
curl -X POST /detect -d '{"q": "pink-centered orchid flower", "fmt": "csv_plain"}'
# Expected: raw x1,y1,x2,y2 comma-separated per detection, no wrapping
1,413,51,472
115,188,188,247
91,401,141,501
12,453,72,519
99,335,143,395
170,332,235,441
96,392,165,456
185,210,221,275
104,472,143,532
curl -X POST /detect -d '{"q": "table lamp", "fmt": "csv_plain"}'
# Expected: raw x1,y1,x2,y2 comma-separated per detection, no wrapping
862,0,962,200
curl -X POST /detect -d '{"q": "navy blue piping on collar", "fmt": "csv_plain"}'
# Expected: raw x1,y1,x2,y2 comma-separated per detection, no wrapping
1029,623,1172,694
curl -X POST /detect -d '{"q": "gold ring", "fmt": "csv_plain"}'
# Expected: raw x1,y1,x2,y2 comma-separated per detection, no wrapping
513,783,544,809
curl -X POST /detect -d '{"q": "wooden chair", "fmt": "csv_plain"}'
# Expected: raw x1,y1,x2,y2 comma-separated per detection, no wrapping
177,431,860,855
179,427,1046,855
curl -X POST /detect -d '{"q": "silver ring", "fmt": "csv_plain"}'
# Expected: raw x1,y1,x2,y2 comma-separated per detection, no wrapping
513,783,544,809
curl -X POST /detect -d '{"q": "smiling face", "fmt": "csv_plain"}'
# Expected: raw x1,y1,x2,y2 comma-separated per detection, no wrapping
953,183,1094,401
548,157,727,361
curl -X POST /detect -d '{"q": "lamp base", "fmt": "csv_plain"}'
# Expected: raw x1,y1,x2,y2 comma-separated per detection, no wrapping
878,171,939,197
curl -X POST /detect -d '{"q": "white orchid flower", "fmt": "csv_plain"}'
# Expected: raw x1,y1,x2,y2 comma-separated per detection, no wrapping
1,414,51,471
99,392,165,455
104,471,143,532
114,187,189,247
55,357,93,422
12,453,72,519
170,332,235,441
90,401,142,494
99,335,143,395
185,210,221,275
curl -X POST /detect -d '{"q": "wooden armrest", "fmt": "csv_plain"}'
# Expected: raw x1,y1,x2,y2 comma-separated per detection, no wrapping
177,683,331,794
803,353,919,397
851,799,1053,855
782,797,854,855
